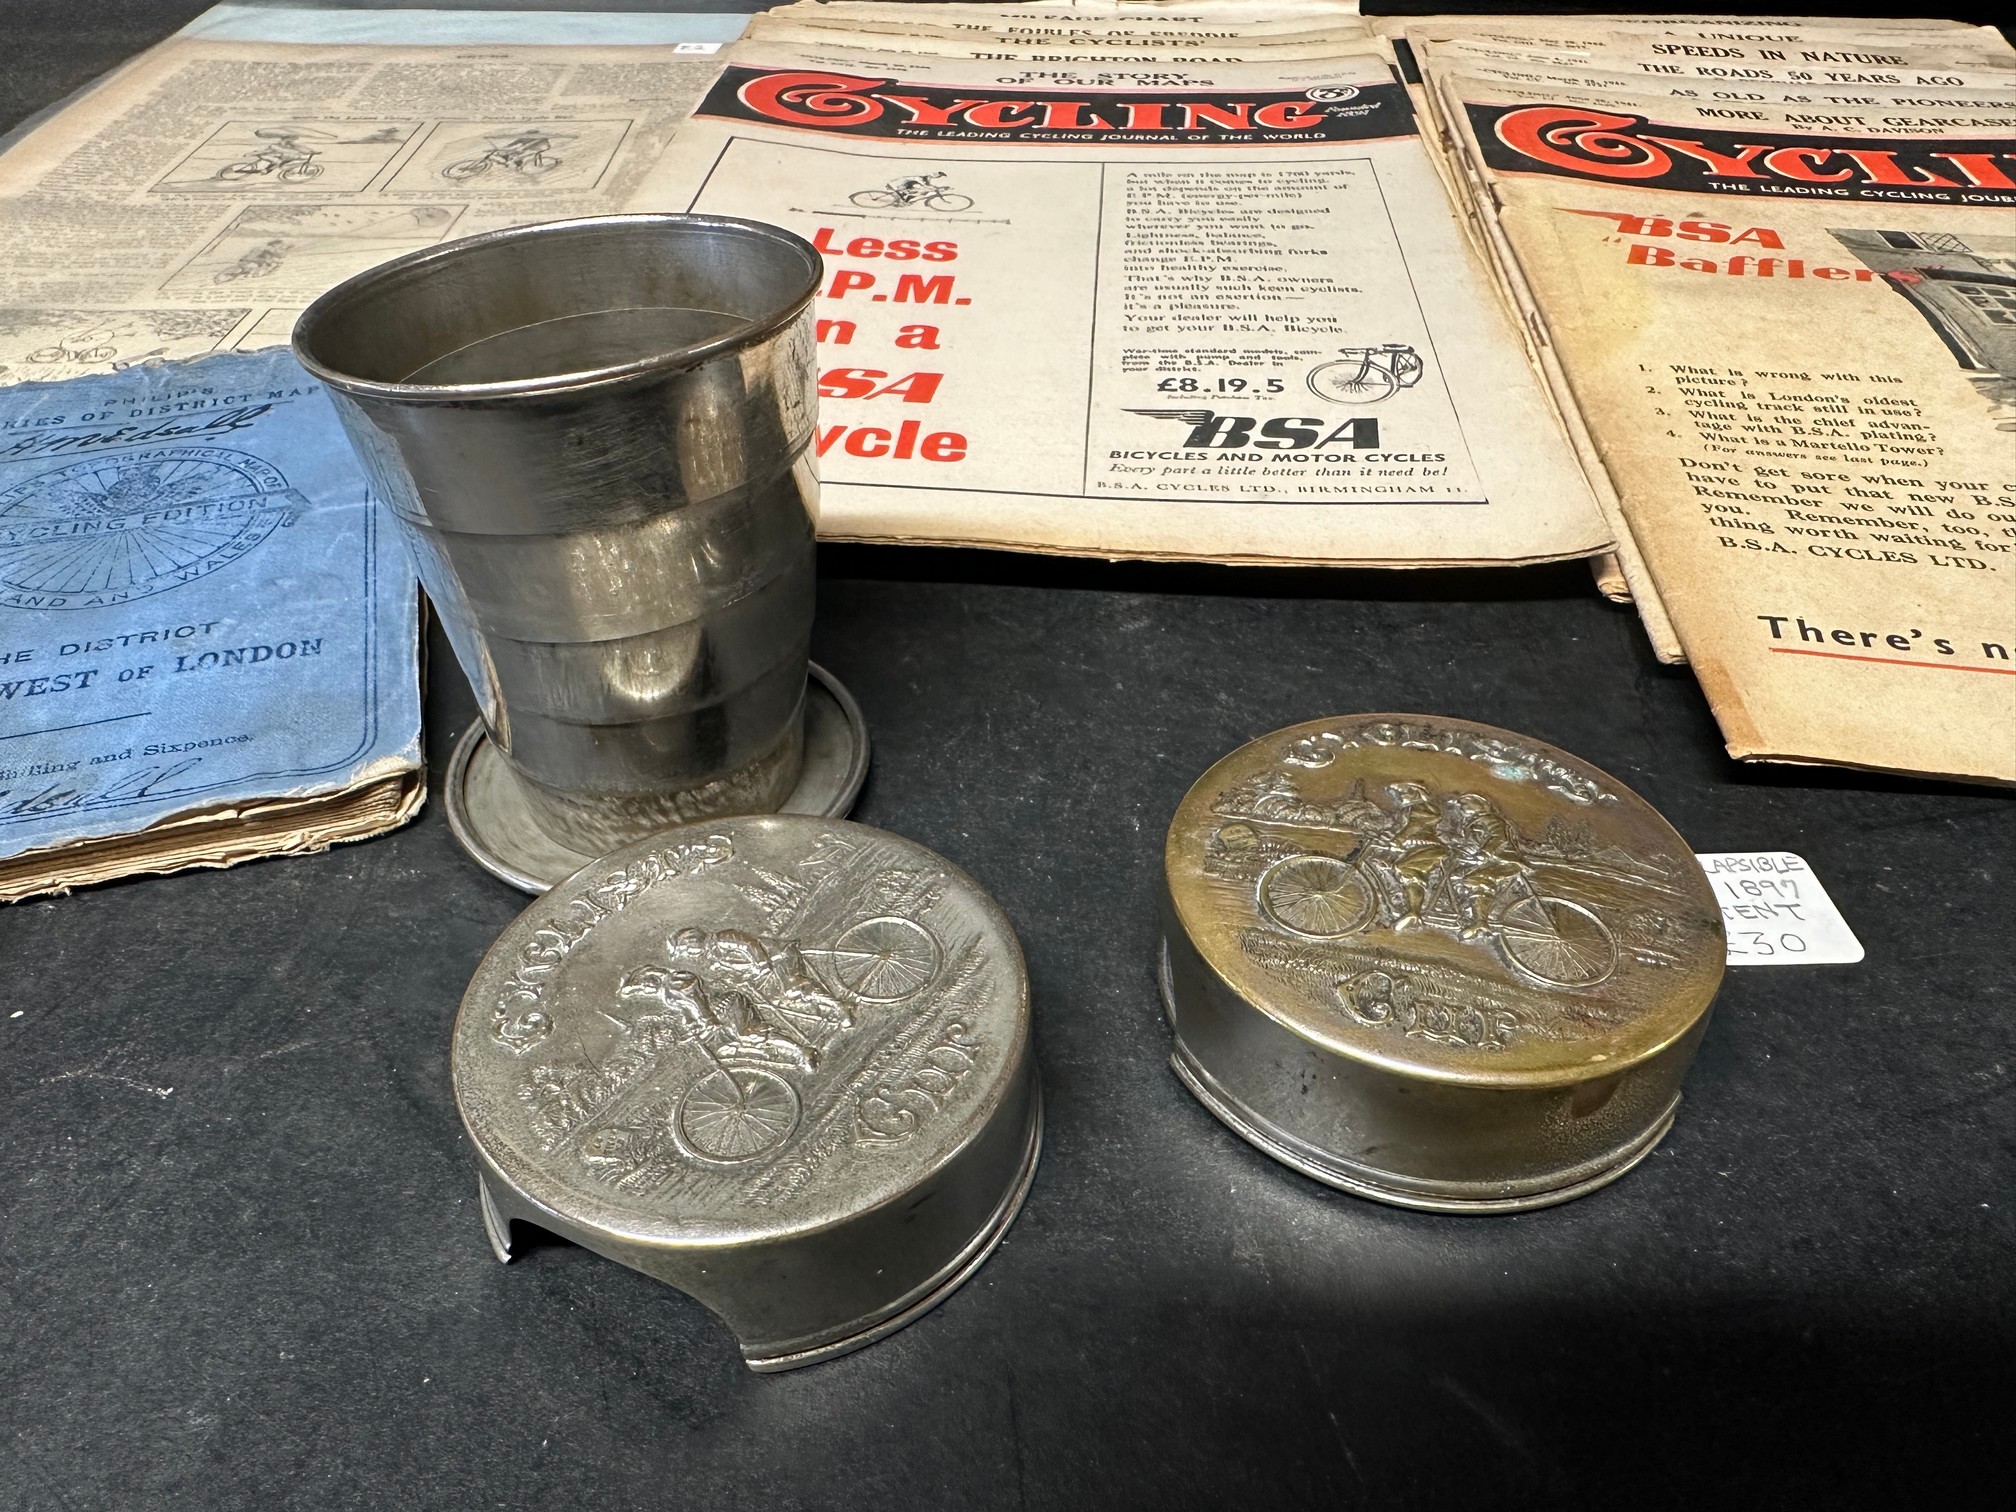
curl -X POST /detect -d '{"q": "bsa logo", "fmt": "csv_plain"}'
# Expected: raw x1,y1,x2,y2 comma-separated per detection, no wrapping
1125,408,1381,449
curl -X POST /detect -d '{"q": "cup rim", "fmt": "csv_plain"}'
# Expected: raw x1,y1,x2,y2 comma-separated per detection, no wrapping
291,212,821,402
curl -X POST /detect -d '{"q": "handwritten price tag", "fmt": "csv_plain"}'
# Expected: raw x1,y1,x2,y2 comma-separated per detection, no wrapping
1695,852,1864,966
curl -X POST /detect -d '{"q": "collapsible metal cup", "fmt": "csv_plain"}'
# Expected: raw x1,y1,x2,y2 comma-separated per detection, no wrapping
294,214,823,856
454,815,1042,1370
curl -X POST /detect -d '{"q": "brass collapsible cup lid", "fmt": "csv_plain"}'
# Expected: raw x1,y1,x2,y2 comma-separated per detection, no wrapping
1161,714,1724,1212
454,815,1040,1370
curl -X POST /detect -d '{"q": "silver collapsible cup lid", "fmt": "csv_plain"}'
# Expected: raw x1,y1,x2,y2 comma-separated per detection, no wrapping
1161,714,1725,1213
453,815,1042,1370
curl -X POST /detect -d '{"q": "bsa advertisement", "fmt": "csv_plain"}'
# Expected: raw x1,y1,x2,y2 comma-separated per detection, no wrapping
628,43,1608,567
1444,75,2016,783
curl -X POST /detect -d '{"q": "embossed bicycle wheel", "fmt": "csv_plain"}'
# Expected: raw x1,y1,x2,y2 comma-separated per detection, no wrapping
828,916,942,1002
678,1067,800,1163
1498,898,1618,991
1257,855,1375,939
1162,713,1724,1213
454,815,1040,1371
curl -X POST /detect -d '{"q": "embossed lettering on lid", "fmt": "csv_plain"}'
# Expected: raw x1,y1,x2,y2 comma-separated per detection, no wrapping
454,814,1040,1369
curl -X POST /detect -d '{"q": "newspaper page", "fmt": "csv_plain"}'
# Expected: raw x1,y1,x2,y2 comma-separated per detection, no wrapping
1395,16,2008,55
788,2,1365,25
624,40,1608,566
1444,74,2016,784
0,35,730,382
750,4,1369,44
1393,32,1682,652
1408,24,2016,662
0,348,424,900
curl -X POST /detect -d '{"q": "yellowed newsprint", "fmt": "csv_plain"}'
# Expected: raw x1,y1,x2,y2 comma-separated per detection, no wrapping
1450,77,2016,783
627,41,1606,566
0,36,727,381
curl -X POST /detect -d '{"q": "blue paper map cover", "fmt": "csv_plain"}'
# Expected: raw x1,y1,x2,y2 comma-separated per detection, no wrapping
0,348,422,892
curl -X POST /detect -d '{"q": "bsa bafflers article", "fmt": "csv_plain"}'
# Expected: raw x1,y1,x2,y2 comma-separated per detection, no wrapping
1467,87,2016,779
629,47,1608,565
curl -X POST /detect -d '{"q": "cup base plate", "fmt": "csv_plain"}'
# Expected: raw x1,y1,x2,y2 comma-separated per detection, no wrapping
443,662,869,893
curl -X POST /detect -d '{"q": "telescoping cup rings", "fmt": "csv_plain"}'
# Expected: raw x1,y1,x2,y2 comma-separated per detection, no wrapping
294,214,868,890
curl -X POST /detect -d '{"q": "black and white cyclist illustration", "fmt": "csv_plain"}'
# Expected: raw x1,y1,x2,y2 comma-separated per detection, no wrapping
27,324,126,364
1306,342,1425,404
850,171,973,212
442,130,566,182
1252,784,1620,991
212,128,329,184
212,238,289,283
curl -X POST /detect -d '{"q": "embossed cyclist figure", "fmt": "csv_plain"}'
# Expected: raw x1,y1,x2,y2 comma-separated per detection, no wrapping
615,965,813,1073
1440,793,1530,942
1356,782,1448,930
671,927,855,1052
1256,782,1624,993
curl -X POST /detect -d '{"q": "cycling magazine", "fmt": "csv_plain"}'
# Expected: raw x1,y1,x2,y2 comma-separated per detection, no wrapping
626,41,1607,568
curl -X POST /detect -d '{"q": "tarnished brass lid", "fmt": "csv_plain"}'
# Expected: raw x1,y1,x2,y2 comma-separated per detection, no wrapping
1166,715,1724,1090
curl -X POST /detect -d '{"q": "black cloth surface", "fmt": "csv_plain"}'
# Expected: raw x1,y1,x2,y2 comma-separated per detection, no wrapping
3,7,2012,1510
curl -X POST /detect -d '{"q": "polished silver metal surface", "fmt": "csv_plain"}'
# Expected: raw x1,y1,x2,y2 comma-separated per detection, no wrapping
294,213,823,855
1162,714,1725,1213
454,815,1040,1371
446,663,872,895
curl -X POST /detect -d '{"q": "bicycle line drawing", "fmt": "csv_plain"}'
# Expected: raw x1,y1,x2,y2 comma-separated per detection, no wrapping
441,130,570,182
163,205,460,299
1306,342,1425,404
850,170,975,213
154,120,419,195
212,127,330,184
0,308,243,382
26,324,125,365
388,119,627,194
212,239,290,283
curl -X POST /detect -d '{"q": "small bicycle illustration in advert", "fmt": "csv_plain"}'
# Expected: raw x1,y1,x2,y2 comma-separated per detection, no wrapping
1252,786,1620,991
596,914,945,1167
850,171,973,213
213,128,328,184
442,131,565,182
1306,343,1424,404
27,325,124,364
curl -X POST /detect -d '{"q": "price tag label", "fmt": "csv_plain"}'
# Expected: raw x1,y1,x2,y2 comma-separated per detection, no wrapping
1695,852,1864,966
674,41,723,53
